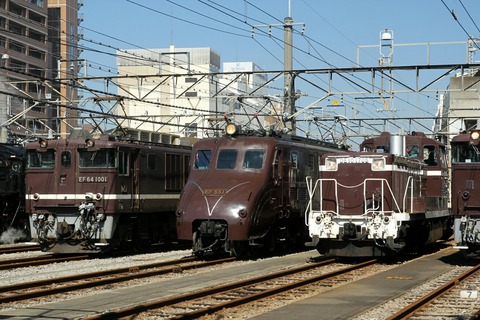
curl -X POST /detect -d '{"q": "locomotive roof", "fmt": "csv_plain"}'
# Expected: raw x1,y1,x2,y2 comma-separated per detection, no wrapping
194,132,346,150
0,143,25,159
360,131,444,148
24,134,191,151
451,132,472,143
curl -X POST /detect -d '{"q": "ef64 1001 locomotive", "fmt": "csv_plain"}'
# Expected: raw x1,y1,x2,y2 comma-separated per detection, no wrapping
26,130,191,253
306,132,452,257
175,124,347,257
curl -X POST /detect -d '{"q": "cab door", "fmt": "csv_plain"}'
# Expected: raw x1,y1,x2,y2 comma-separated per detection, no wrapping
59,149,75,201
130,149,140,210
273,147,289,207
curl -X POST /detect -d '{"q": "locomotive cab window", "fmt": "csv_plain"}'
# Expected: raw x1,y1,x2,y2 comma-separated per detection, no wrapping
61,151,71,168
243,149,264,169
452,144,480,163
291,151,298,168
375,146,388,153
194,150,211,170
118,151,129,175
308,154,315,171
78,149,115,168
406,145,420,158
423,145,437,166
217,149,237,169
27,149,55,168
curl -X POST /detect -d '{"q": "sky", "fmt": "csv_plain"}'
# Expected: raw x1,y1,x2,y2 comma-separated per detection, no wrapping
77,0,480,142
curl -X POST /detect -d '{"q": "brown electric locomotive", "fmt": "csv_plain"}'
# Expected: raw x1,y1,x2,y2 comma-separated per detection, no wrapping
451,130,480,254
175,123,347,257
306,132,452,257
26,130,191,253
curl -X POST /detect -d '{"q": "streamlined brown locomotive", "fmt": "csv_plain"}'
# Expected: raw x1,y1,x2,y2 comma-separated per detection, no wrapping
26,130,191,253
175,124,347,257
306,132,453,257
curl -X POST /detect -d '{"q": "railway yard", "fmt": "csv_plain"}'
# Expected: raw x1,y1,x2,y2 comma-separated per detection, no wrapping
0,243,477,319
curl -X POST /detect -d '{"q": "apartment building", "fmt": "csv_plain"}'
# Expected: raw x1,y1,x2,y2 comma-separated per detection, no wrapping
0,0,80,142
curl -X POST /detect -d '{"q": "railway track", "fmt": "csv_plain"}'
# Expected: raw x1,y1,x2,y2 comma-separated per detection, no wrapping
0,255,234,305
84,258,379,319
386,262,480,320
0,244,40,254
0,254,89,270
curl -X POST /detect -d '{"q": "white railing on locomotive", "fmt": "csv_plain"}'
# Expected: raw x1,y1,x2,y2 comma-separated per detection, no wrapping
305,176,415,226
305,176,339,226
363,177,415,215
458,215,480,244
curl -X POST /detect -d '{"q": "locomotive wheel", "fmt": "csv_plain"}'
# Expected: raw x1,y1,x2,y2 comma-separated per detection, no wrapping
229,241,247,258
192,231,205,258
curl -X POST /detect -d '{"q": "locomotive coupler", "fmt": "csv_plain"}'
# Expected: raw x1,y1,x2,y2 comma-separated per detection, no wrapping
78,198,105,239
342,222,357,239
31,213,55,241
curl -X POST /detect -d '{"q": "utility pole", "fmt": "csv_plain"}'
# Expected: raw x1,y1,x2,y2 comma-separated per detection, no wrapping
284,16,295,134
252,0,303,135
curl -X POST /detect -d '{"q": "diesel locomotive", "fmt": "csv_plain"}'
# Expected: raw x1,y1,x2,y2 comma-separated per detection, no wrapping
451,130,480,254
175,123,347,257
306,132,453,257
26,130,191,253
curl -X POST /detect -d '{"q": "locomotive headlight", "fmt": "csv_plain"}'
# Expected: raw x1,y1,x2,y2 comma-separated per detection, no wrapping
238,209,248,218
95,193,103,201
33,193,40,201
225,123,240,136
470,130,480,141
372,158,385,170
325,158,337,171
85,138,95,148
462,191,470,200
38,138,48,148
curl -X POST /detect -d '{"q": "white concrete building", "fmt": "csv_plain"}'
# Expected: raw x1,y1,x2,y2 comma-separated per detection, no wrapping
116,46,222,140
220,62,282,131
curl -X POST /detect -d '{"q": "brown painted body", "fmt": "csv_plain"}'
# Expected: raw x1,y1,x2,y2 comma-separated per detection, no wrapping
176,133,345,256
451,132,480,251
26,134,190,253
307,132,452,257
